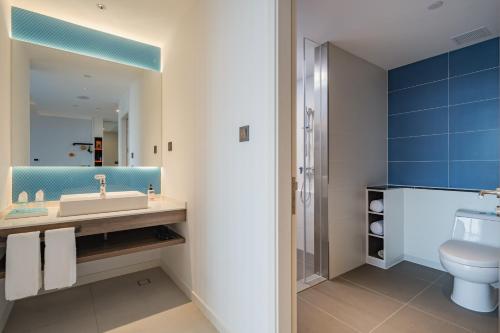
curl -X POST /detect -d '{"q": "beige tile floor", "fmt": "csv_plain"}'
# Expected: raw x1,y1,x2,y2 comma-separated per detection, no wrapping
4,268,217,333
298,261,499,333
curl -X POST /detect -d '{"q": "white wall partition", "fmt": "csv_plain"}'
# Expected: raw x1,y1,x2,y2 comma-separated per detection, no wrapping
403,188,499,270
0,0,11,328
161,0,279,331
0,0,10,210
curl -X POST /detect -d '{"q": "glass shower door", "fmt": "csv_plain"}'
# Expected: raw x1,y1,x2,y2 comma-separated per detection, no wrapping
297,39,329,292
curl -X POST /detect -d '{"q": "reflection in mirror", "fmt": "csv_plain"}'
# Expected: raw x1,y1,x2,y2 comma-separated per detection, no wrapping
11,41,162,167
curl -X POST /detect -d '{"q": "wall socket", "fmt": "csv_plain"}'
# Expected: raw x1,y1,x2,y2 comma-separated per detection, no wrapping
239,125,250,142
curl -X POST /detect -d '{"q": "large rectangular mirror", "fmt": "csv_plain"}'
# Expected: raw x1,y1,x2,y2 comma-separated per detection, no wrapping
11,40,162,167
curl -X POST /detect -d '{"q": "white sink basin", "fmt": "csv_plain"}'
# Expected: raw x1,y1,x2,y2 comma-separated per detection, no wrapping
59,191,148,217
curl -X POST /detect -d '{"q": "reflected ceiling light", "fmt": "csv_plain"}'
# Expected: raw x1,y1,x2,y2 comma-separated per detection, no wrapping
72,104,79,107
96,3,106,10
428,1,444,10
77,95,90,100
116,109,120,113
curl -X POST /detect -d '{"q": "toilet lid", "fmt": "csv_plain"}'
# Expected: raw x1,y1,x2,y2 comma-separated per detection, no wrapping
440,240,500,268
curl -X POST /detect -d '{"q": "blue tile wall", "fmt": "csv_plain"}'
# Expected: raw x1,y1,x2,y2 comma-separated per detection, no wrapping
12,167,161,202
388,37,500,190
11,7,161,71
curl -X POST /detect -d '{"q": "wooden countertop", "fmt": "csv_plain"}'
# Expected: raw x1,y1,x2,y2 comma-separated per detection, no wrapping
0,196,187,237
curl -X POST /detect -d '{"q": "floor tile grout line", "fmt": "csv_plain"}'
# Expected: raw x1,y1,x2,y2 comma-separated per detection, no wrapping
404,272,476,333
368,303,408,333
339,271,443,300
406,304,474,333
368,276,440,332
338,277,407,304
298,295,364,333
88,283,102,333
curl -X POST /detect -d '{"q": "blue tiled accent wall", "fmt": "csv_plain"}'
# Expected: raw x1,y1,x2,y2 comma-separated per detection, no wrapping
388,37,500,190
12,167,161,202
11,7,161,71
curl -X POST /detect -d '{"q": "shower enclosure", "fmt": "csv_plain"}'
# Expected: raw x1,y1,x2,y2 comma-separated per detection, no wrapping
296,39,329,292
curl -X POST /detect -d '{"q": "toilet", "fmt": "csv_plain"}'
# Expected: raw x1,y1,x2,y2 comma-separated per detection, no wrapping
439,210,500,312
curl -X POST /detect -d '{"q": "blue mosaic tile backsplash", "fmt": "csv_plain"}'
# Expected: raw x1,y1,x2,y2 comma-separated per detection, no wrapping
13,167,161,202
388,37,500,190
11,7,161,71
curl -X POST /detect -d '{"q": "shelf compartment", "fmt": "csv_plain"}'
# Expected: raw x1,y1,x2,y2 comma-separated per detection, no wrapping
76,226,184,263
368,235,384,260
0,226,185,278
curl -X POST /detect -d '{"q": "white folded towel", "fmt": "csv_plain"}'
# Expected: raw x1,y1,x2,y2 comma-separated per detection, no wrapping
44,228,77,290
5,231,41,301
369,199,384,213
370,220,384,236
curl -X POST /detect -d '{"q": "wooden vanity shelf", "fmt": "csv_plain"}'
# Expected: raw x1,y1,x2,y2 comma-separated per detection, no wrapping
0,201,187,278
0,226,185,278
77,226,185,263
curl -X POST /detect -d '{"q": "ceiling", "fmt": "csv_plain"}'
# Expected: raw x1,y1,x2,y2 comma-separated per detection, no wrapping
298,0,500,69
8,0,196,48
25,42,142,122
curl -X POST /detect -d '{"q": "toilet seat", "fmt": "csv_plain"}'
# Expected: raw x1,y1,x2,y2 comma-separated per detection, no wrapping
440,240,500,268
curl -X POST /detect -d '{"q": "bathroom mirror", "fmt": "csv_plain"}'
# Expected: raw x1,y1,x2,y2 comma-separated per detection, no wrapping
10,40,162,167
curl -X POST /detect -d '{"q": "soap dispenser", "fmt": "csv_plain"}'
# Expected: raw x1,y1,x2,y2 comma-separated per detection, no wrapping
148,184,156,200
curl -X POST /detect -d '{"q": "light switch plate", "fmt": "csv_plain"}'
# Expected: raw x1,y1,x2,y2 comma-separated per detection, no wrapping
239,125,250,142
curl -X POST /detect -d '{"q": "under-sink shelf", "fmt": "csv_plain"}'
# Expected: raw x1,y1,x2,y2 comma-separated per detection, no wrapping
76,227,185,263
0,226,185,278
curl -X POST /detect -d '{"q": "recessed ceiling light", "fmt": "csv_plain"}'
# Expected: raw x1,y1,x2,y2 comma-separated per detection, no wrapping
77,95,90,100
116,109,120,113
96,107,101,110
96,3,106,10
428,1,444,10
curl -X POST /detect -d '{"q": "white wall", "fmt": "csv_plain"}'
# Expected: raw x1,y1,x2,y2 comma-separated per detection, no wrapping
0,0,10,210
328,45,388,278
403,188,499,270
128,71,162,167
103,131,118,166
161,0,277,331
0,0,11,328
10,41,29,166
30,112,93,166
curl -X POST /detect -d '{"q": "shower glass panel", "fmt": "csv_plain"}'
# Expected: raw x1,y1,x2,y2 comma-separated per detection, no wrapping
297,39,329,292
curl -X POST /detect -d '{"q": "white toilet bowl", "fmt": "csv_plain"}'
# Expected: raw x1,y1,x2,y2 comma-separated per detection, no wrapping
439,210,500,313
440,241,499,312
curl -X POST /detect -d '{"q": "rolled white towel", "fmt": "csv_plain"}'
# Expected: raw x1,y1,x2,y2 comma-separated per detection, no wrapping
369,199,384,213
370,220,384,236
378,250,384,259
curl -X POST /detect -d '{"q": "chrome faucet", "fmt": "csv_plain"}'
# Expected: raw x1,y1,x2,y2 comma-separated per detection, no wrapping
478,188,500,216
94,174,106,198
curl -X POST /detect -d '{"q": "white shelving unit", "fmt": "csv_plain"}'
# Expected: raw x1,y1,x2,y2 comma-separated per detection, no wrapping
366,188,404,269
